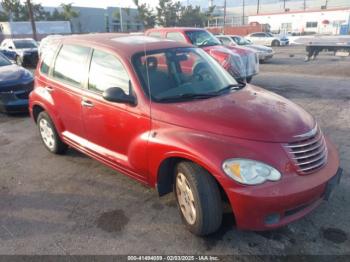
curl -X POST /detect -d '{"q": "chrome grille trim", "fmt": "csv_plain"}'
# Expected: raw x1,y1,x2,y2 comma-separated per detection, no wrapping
285,132,322,148
284,127,328,174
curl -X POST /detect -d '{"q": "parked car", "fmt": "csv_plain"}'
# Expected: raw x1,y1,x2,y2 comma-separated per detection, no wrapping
217,35,274,63
0,49,17,62
0,38,39,67
145,27,259,83
0,52,34,113
245,32,289,46
29,34,341,236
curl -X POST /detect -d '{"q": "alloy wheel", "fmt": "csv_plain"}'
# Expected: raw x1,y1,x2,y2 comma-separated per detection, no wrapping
176,172,197,225
39,118,55,150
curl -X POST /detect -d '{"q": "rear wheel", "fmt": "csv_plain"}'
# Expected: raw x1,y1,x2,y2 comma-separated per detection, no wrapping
37,111,68,154
272,40,280,47
174,162,222,236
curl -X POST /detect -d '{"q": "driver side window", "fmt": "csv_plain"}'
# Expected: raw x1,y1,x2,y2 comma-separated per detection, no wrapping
88,50,130,95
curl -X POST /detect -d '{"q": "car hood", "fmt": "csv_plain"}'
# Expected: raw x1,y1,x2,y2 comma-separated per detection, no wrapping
202,44,250,56
0,64,32,85
151,85,315,143
248,45,272,52
224,45,256,55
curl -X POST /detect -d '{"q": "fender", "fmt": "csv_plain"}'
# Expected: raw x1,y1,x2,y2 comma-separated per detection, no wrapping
29,87,65,136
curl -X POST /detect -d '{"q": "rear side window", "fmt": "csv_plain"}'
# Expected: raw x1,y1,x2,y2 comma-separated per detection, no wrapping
53,44,90,87
148,32,162,38
88,50,130,95
40,42,59,75
166,32,186,43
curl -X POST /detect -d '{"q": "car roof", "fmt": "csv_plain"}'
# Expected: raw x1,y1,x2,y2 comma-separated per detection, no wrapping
146,27,206,33
11,38,36,41
57,34,192,57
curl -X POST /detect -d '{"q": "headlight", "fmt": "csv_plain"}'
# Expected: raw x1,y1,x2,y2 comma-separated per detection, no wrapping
222,159,281,185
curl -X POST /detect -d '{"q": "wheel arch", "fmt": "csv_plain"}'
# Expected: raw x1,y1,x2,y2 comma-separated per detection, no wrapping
156,154,230,205
32,104,45,123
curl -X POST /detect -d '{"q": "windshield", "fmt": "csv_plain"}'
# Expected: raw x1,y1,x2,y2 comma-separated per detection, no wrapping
133,47,241,102
185,30,221,47
0,53,11,66
233,36,251,45
13,39,37,49
266,33,274,37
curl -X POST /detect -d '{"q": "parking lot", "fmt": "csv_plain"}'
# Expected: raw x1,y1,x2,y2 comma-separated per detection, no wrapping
0,46,349,256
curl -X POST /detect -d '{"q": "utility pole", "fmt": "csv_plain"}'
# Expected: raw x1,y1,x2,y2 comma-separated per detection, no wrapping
119,6,123,32
325,0,328,9
242,0,245,25
303,0,306,11
223,0,226,33
257,0,260,14
283,0,286,10
26,0,37,41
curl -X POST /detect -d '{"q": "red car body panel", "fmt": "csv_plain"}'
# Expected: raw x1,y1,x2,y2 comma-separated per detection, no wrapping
29,34,340,231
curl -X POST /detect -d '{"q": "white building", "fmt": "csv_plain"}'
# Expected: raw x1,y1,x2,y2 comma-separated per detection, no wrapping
248,8,350,35
0,21,71,36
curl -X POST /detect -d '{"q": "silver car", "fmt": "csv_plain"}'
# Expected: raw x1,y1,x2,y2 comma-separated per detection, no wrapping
217,35,274,63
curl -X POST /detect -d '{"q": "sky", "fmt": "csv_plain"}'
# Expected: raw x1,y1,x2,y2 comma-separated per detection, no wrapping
29,0,161,8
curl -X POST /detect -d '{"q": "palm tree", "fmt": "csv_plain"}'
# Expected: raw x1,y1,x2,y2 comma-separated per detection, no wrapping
60,3,78,32
60,3,78,21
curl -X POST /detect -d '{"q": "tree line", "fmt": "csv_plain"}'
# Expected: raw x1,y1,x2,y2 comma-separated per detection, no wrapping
134,0,215,29
0,0,214,29
0,0,78,22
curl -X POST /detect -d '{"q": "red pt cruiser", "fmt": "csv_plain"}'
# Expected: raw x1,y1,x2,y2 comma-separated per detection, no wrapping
29,34,342,236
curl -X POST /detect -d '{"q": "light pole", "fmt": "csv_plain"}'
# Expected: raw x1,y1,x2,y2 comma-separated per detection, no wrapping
223,0,226,33
26,0,37,40
119,6,123,32
242,0,245,25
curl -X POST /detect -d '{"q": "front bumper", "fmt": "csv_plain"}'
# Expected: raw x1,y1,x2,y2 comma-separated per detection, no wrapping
224,139,340,231
258,52,274,61
0,91,30,113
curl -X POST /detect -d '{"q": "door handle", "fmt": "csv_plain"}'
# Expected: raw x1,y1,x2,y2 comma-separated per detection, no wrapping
45,86,54,93
81,99,94,107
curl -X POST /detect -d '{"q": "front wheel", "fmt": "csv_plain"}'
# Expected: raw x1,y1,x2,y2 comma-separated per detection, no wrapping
174,162,222,236
37,111,68,154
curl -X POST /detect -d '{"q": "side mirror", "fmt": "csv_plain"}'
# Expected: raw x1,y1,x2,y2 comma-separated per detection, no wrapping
8,46,13,49
102,87,136,105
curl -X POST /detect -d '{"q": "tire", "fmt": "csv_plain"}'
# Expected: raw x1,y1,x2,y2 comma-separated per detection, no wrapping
16,56,23,66
246,76,253,83
272,40,280,47
174,161,222,236
37,111,68,154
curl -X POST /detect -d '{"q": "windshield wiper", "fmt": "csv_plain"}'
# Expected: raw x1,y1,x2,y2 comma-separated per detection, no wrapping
214,83,246,94
156,93,220,102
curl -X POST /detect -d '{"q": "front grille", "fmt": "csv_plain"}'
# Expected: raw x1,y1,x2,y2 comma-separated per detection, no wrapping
284,127,328,174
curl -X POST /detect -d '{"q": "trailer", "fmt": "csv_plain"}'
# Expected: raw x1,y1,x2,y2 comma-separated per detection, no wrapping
305,41,350,61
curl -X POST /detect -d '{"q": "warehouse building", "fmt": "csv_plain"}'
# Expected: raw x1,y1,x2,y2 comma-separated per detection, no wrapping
248,8,350,35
